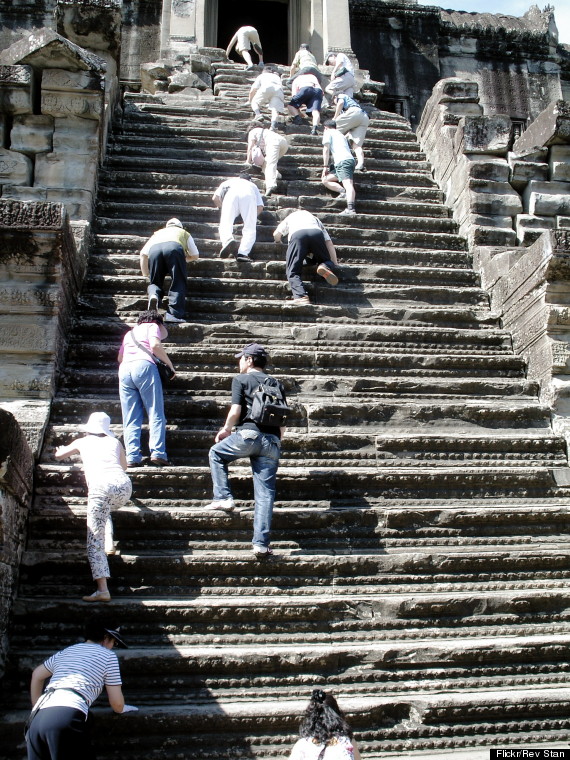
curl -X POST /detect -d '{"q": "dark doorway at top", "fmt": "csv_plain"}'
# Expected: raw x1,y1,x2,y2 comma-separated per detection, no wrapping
218,0,289,65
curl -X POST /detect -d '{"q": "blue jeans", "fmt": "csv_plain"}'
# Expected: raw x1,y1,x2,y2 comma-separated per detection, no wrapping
119,360,167,462
209,428,281,548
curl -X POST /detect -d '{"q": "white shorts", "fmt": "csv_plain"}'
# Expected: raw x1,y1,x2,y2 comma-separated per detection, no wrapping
237,27,261,53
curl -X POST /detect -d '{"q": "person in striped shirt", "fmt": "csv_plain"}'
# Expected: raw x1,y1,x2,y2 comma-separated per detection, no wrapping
26,618,137,759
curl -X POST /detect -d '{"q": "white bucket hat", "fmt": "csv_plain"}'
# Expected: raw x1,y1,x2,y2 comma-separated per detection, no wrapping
166,218,183,228
81,411,115,437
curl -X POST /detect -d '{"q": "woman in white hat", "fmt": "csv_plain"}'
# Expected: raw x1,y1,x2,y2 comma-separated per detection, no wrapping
55,411,132,602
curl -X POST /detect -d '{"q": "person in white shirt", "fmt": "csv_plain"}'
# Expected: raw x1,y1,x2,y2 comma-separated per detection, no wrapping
26,620,137,760
212,173,264,261
325,51,356,98
246,123,289,196
333,94,370,171
274,210,339,303
139,218,200,324
54,412,132,603
226,25,264,69
287,72,324,134
321,120,357,215
248,65,284,129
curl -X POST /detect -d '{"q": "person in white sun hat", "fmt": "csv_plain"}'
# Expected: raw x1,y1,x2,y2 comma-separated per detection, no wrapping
55,412,132,603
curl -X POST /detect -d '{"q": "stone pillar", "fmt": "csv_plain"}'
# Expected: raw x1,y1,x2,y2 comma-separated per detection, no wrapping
322,0,352,57
0,199,88,453
0,408,34,681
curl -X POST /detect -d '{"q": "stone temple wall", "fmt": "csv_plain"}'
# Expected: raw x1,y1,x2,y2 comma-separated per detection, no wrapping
417,80,570,453
349,0,565,130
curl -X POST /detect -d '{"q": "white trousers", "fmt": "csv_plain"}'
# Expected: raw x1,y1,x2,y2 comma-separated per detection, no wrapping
262,132,288,190
219,192,259,255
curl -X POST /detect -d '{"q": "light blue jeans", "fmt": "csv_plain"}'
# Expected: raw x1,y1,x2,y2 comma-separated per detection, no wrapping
119,360,167,462
209,428,281,548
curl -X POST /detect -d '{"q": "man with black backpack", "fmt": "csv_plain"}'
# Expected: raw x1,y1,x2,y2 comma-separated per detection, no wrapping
206,343,288,558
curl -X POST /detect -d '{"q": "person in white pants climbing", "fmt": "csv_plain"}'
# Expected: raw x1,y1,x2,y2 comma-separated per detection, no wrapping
212,173,264,261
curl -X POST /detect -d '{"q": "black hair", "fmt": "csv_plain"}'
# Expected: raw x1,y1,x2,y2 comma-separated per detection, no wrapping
264,64,278,73
137,309,164,325
300,43,310,50
239,172,253,182
298,689,353,747
243,352,267,369
84,617,119,644
323,119,337,129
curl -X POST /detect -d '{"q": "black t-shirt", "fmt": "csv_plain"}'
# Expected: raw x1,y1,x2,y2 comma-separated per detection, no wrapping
231,371,286,439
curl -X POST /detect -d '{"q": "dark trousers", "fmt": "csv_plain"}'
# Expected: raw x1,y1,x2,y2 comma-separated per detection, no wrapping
286,229,334,298
26,707,94,760
148,242,188,319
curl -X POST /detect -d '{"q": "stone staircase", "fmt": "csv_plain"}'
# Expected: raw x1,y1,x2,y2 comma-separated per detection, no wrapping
2,61,570,757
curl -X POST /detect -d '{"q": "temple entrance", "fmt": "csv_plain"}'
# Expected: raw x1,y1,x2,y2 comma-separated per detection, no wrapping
217,0,289,65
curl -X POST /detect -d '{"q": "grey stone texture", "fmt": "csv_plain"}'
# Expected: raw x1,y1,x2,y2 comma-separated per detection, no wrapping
0,407,33,681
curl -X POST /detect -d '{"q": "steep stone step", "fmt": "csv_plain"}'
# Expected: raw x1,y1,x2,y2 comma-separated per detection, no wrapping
98,168,445,203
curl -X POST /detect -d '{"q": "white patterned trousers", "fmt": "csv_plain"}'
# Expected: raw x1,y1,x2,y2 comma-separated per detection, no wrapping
87,474,132,580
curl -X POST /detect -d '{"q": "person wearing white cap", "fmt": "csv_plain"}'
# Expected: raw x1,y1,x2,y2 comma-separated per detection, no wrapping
55,412,132,602
139,218,200,324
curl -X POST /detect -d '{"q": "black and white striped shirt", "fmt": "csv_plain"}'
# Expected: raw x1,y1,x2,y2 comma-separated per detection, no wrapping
39,642,122,715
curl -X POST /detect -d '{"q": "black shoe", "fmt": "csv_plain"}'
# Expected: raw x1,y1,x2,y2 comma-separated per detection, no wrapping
235,253,251,262
220,239,239,258
291,115,304,126
310,126,318,135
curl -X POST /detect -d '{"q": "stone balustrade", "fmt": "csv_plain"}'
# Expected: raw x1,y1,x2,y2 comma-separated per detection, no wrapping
0,408,33,680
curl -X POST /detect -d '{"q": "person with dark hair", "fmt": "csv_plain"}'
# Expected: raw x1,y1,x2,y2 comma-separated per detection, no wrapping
246,122,289,196
273,209,339,304
26,619,136,760
324,52,355,98
212,174,264,261
321,120,356,215
290,689,359,760
55,412,131,603
248,65,284,129
287,71,323,135
206,343,286,557
226,25,264,69
139,218,200,325
118,310,175,468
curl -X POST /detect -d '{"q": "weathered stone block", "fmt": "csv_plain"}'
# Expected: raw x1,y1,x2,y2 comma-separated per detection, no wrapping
34,153,97,191
41,90,103,120
467,224,517,247
456,115,512,156
465,157,510,182
0,28,106,77
1,186,47,202
509,147,549,163
549,145,570,182
513,100,570,153
509,160,549,189
42,68,104,94
168,70,209,93
0,149,32,186
524,181,570,216
190,55,212,73
10,115,54,155
432,78,479,103
46,188,93,221
0,65,33,115
441,102,483,117
52,116,100,154
468,179,523,216
516,214,556,245
557,217,570,229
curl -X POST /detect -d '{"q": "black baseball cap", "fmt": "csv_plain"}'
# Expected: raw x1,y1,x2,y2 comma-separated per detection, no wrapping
234,343,268,359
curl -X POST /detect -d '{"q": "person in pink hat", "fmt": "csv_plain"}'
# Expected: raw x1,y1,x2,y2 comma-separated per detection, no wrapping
55,412,132,602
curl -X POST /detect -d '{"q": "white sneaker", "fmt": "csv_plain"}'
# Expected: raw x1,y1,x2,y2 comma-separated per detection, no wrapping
205,498,235,511
164,312,186,323
252,545,273,557
148,294,159,311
